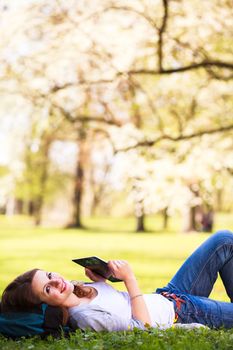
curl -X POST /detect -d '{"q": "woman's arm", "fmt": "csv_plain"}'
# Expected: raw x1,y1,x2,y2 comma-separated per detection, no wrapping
108,260,152,327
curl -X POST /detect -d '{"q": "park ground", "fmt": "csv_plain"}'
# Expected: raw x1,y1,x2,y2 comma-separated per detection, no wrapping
0,213,233,349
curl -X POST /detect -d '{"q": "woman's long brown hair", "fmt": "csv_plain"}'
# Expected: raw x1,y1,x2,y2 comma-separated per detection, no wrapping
72,282,96,299
1,268,41,312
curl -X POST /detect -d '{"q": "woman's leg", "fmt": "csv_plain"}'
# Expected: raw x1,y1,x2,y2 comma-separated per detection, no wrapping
165,230,233,300
177,294,233,329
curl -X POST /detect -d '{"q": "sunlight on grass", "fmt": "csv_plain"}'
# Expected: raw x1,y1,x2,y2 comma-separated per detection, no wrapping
0,213,232,302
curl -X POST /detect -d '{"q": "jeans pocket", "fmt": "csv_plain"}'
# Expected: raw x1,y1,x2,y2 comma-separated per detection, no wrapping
180,298,205,324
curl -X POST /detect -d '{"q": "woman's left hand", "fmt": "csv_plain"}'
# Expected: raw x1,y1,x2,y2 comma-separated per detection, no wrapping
85,268,106,282
108,260,136,282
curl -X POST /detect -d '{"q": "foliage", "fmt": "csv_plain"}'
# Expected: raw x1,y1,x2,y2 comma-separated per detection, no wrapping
0,166,9,177
0,0,232,227
1,327,233,350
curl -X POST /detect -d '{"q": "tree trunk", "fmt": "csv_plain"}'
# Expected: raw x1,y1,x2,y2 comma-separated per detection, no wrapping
69,137,89,228
34,198,43,226
33,141,50,226
71,159,84,228
216,189,222,211
200,208,214,232
14,199,23,214
183,206,198,232
162,207,169,230
136,213,145,232
129,84,146,233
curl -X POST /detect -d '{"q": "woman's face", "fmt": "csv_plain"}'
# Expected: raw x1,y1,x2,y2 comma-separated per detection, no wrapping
32,270,74,306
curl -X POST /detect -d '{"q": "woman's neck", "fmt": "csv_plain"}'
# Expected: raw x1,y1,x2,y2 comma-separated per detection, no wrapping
64,287,98,308
63,292,83,308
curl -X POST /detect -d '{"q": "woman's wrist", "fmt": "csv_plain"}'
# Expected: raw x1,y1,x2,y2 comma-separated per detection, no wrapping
124,276,142,298
123,275,137,284
130,294,143,301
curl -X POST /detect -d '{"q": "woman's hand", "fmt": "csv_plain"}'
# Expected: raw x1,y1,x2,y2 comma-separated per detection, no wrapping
108,260,136,282
85,268,106,282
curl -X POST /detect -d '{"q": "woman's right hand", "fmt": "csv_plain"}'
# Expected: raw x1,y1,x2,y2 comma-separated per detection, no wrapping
85,268,106,282
108,260,136,282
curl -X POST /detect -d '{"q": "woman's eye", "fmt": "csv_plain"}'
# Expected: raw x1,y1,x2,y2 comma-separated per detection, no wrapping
45,285,50,294
48,272,52,280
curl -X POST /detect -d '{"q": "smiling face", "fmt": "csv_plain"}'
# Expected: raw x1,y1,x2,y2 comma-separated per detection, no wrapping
31,270,75,307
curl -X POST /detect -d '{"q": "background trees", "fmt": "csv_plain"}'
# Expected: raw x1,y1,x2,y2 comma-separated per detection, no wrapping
0,0,232,230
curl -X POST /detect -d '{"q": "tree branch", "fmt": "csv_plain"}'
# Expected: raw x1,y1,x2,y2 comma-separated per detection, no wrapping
226,167,233,176
49,78,116,93
158,0,168,71
103,5,158,28
123,60,233,76
114,124,233,153
51,103,122,127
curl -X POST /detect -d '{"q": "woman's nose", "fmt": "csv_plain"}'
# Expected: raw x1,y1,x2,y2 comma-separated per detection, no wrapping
50,278,61,288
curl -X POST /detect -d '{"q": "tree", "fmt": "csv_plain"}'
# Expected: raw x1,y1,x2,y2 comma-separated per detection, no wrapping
0,0,232,231
14,105,70,225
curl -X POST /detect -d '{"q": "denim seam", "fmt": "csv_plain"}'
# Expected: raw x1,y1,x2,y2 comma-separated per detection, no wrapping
189,242,233,295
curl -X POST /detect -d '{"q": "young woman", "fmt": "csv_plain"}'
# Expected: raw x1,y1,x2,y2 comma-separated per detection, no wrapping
1,230,233,331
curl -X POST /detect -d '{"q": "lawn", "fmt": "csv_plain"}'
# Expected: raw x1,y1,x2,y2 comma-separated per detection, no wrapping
0,213,232,349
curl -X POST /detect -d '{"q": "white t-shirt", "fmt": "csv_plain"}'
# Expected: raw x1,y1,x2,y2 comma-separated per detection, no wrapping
85,282,175,328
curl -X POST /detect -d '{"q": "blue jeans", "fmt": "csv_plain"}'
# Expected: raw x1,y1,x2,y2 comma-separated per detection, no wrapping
156,230,233,328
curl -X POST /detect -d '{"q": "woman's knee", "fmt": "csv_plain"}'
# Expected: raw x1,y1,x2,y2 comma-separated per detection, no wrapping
211,230,233,245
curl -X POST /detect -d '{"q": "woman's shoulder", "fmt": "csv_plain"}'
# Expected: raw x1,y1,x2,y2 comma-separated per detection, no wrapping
84,281,106,287
85,281,114,291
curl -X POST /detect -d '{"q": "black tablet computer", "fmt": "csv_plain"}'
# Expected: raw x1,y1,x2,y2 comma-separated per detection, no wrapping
72,256,122,282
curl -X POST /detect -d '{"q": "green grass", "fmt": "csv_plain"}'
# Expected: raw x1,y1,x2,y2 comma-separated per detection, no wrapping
0,213,232,349
1,328,233,350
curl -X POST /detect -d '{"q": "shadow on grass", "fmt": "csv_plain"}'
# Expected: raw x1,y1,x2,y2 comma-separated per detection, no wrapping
66,225,177,235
